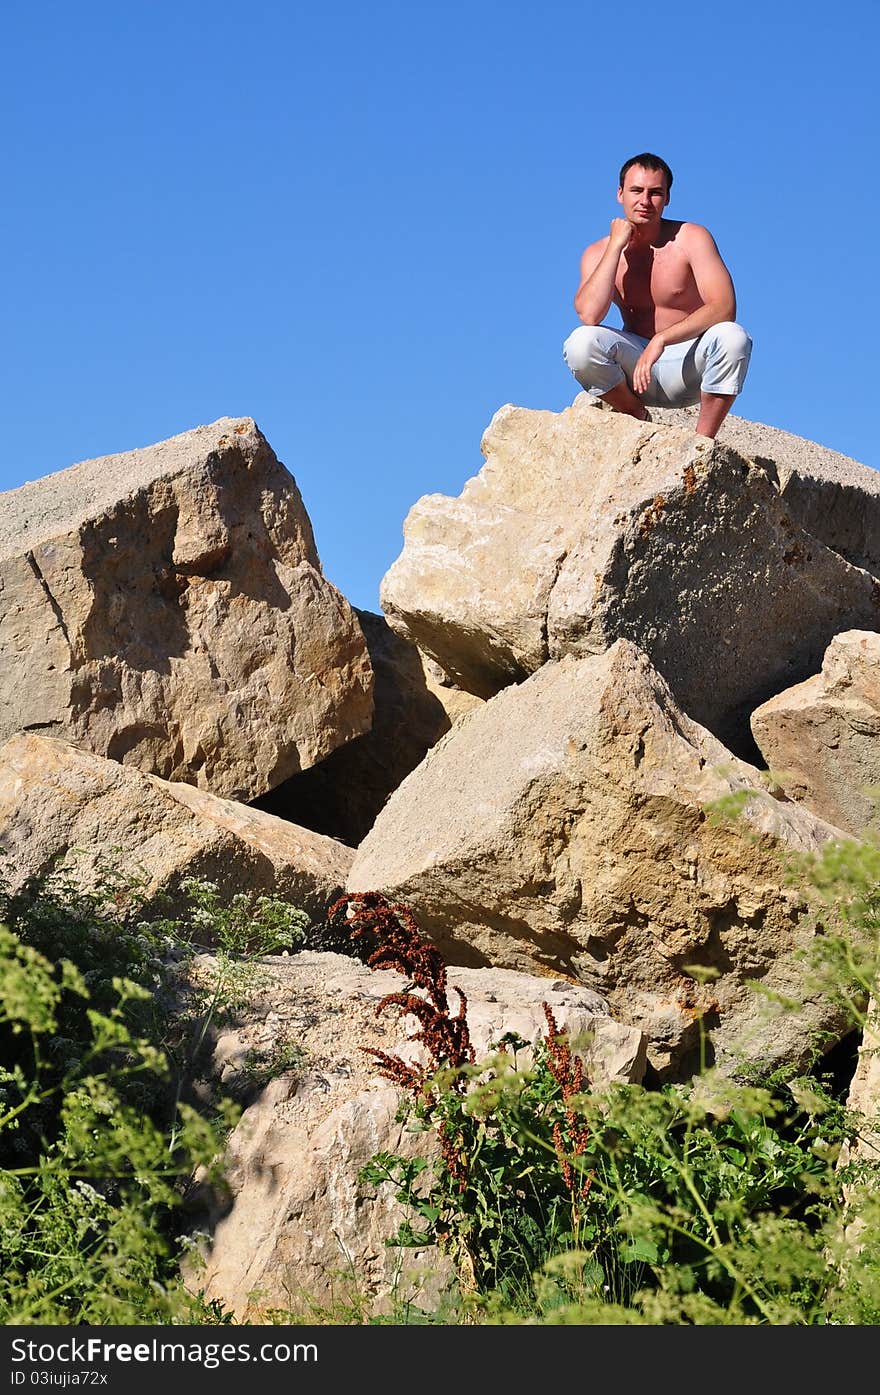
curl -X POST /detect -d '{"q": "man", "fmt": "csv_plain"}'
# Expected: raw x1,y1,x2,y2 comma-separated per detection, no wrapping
563,153,752,439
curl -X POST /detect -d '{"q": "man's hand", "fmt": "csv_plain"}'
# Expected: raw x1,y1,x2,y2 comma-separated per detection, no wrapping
633,334,665,395
609,218,633,252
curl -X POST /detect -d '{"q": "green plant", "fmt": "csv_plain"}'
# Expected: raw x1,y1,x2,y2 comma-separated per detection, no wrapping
0,858,311,1324
0,919,225,1323
348,883,880,1325
237,1039,305,1090
143,876,310,1132
148,876,310,958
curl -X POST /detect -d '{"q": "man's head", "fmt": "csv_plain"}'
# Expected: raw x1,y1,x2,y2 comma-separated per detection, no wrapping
617,154,672,228
618,153,673,195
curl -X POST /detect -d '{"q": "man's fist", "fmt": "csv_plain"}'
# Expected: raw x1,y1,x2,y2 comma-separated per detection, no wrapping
609,218,633,251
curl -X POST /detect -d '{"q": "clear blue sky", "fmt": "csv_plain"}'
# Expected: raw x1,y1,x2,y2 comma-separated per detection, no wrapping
3,1,878,611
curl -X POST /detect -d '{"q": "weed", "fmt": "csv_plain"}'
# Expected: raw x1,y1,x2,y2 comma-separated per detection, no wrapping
349,880,880,1325
0,857,310,1323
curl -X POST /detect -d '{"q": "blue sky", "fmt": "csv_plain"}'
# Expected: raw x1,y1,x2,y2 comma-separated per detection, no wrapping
3,1,878,611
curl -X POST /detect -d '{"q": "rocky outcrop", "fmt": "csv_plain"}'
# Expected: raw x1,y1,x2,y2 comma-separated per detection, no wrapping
9,402,878,1317
184,949,645,1318
750,631,880,837
0,732,352,922
349,640,852,1079
255,611,482,847
0,418,373,801
380,397,880,754
649,404,880,574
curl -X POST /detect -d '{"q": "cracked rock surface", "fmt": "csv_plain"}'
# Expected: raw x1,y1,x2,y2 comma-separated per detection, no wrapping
0,418,373,800
349,640,853,1079
380,397,880,754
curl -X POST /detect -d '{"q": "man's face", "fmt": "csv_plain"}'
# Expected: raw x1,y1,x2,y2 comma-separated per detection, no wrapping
617,165,669,226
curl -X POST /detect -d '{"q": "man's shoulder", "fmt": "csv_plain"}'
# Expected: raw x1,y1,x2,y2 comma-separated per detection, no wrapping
578,234,611,272
674,221,720,247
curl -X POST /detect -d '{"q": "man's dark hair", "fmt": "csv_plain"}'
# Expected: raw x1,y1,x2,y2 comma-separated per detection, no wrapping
618,152,673,193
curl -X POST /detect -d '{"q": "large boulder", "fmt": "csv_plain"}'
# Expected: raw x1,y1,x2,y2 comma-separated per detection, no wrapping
255,610,482,847
0,418,373,801
380,398,880,754
649,404,880,574
750,631,880,837
348,640,852,1079
0,732,352,922
184,949,645,1319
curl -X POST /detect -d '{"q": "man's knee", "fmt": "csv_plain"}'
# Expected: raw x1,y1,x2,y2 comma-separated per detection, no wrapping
705,321,752,365
698,321,752,396
563,324,627,396
563,325,608,376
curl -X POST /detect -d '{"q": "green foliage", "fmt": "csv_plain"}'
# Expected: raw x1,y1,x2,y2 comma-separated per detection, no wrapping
0,857,310,1325
0,918,219,1322
360,832,880,1326
145,876,310,958
365,1043,878,1323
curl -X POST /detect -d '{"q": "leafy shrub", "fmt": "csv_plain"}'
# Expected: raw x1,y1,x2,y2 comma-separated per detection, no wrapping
0,858,309,1324
0,920,220,1322
345,865,880,1326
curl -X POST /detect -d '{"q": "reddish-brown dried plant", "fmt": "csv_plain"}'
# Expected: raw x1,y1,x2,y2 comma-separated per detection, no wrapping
327,890,476,1087
327,891,477,1191
542,1002,594,1209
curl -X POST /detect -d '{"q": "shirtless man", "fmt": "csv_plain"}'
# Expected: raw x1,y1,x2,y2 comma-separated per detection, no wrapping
563,153,752,438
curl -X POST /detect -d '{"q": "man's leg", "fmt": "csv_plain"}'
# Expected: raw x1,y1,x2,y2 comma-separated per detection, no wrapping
601,380,649,421
563,326,650,420
696,392,736,439
565,322,751,435
693,323,752,437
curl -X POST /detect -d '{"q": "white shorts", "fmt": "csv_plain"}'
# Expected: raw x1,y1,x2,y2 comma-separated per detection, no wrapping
562,321,752,407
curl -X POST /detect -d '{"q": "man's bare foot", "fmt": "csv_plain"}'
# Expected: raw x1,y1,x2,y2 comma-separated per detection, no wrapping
600,382,649,421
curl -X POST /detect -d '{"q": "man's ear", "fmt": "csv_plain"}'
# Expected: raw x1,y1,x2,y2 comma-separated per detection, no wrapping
617,186,624,205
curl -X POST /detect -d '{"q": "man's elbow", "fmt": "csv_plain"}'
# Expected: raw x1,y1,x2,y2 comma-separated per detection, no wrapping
574,294,601,325
710,296,737,325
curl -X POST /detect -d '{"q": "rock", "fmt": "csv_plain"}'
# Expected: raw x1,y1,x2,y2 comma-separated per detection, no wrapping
647,403,880,574
843,1001,880,1152
442,965,646,1087
254,611,480,847
0,732,352,922
0,418,373,801
750,631,880,837
838,999,880,1250
380,398,880,754
417,649,485,727
348,639,853,1079
183,949,645,1319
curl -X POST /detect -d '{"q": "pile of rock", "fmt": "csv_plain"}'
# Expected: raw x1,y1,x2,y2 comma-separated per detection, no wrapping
3,400,879,1317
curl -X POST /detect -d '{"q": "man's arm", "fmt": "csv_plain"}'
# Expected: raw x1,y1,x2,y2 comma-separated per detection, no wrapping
632,225,737,393
573,220,632,324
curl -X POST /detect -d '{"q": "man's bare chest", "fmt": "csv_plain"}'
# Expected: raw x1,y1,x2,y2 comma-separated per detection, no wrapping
615,247,698,314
